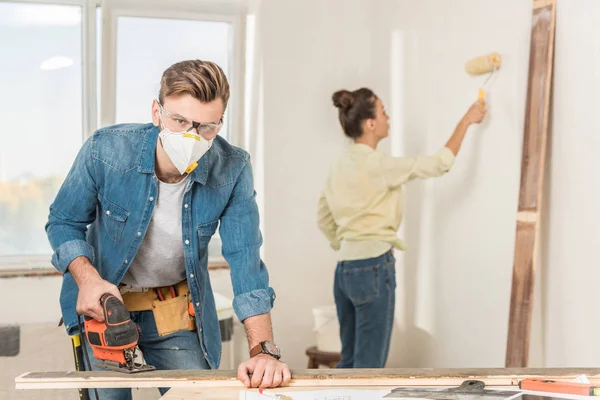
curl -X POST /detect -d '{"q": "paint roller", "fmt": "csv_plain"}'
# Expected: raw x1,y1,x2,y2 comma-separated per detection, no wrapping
465,52,502,101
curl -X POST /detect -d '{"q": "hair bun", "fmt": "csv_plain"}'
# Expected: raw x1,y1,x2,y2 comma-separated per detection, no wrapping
332,90,355,111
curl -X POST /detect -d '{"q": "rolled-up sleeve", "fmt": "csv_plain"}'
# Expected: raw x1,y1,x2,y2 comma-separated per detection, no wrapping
45,136,98,273
51,239,96,274
220,155,275,322
381,147,456,188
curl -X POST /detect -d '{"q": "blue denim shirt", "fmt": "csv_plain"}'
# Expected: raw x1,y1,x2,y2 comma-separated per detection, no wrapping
45,123,275,369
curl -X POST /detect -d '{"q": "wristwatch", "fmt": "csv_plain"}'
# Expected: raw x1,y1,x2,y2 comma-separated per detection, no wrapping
250,341,281,360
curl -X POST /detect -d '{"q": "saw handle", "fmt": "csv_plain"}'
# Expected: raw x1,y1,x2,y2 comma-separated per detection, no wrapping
100,293,131,326
82,293,127,323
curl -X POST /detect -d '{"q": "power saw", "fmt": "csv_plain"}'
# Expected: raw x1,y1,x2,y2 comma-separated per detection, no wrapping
84,293,155,374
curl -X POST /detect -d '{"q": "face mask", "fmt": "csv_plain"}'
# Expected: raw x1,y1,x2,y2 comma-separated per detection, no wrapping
159,127,213,175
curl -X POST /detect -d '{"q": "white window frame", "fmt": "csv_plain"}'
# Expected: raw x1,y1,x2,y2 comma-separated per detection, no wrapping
0,0,245,272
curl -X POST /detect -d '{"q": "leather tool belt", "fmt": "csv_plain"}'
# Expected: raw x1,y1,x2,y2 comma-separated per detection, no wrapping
119,280,196,337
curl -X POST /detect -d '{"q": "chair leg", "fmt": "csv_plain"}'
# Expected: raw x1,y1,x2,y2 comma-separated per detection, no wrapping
307,357,317,369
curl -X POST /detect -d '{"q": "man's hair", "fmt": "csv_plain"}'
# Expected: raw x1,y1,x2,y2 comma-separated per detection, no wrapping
159,60,230,108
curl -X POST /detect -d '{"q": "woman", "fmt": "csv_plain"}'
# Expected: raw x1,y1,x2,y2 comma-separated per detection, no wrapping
318,88,486,368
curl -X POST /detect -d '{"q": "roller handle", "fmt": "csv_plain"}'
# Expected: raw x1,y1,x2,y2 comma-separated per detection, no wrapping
478,88,486,102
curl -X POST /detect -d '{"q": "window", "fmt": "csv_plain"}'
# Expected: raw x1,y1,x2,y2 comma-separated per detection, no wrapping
0,2,83,258
0,0,243,269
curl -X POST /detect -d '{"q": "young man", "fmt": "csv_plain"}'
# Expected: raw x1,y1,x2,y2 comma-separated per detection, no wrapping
46,60,290,399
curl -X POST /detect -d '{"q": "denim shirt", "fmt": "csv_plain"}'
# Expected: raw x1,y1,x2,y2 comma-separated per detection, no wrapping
45,123,275,369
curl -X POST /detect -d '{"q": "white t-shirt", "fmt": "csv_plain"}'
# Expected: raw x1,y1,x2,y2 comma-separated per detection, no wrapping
120,176,189,288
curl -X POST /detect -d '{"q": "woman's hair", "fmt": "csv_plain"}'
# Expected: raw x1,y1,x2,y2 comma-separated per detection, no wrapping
332,88,377,139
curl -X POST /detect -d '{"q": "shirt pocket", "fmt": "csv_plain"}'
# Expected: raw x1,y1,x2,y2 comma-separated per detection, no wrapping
98,194,129,243
197,220,219,248
343,264,380,305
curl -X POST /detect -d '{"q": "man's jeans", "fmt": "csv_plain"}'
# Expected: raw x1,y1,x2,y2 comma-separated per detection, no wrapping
82,310,208,399
334,250,396,368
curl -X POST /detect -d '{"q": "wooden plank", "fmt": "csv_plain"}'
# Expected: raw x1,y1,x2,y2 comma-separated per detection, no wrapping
160,386,402,400
15,368,600,390
158,387,600,400
506,0,556,368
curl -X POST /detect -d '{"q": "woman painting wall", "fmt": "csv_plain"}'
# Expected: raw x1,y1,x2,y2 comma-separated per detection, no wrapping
318,88,486,368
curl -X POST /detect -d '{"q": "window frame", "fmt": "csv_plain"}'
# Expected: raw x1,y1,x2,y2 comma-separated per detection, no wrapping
0,0,245,273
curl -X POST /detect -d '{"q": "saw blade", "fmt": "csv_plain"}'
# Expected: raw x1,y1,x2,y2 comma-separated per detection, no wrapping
95,347,156,374
95,360,156,374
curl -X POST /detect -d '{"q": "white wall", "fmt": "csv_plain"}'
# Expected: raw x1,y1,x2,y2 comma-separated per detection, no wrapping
255,0,532,368
256,0,375,367
370,0,532,367
542,0,600,366
258,0,600,369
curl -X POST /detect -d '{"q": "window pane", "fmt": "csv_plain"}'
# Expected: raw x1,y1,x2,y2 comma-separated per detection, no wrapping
115,17,232,140
0,3,83,257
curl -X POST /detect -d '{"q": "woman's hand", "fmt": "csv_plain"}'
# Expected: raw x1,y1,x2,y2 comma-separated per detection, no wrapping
462,99,487,125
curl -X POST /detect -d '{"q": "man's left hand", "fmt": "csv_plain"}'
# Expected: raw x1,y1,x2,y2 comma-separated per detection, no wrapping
237,354,291,388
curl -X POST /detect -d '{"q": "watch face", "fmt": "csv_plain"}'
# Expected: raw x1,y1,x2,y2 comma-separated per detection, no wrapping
263,341,280,356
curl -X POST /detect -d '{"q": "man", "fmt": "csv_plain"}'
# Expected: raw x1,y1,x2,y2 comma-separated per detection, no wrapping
46,60,290,399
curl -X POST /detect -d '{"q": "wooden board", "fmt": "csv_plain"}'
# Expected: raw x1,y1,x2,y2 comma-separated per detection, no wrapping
160,386,401,400
159,386,599,400
506,0,556,368
15,368,600,390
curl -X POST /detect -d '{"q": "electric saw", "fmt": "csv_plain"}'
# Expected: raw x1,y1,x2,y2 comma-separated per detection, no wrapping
84,293,155,374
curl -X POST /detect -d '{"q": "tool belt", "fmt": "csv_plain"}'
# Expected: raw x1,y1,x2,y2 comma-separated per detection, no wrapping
120,280,196,337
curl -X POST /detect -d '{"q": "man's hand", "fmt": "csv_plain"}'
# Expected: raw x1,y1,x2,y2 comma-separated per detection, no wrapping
237,354,291,388
69,256,122,322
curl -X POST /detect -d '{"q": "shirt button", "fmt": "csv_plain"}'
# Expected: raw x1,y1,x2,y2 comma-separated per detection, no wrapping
184,204,189,208
196,302,200,306
124,260,128,264
199,328,202,332
185,239,190,245
149,196,154,201
204,352,208,357
189,273,194,278
137,232,142,237
105,210,111,215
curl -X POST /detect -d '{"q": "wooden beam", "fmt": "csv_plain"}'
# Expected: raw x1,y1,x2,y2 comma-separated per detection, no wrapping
15,368,600,390
506,0,556,368
160,386,398,400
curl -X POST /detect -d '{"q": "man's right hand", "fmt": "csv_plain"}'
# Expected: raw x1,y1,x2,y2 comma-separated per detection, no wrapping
68,256,123,322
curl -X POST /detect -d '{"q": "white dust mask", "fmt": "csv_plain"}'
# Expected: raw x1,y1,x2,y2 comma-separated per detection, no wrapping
159,128,213,175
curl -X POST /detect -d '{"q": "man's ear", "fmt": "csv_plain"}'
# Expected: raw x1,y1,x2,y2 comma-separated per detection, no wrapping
151,100,161,126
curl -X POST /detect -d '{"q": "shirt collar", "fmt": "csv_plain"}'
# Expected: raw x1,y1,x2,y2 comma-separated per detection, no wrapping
349,142,376,152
